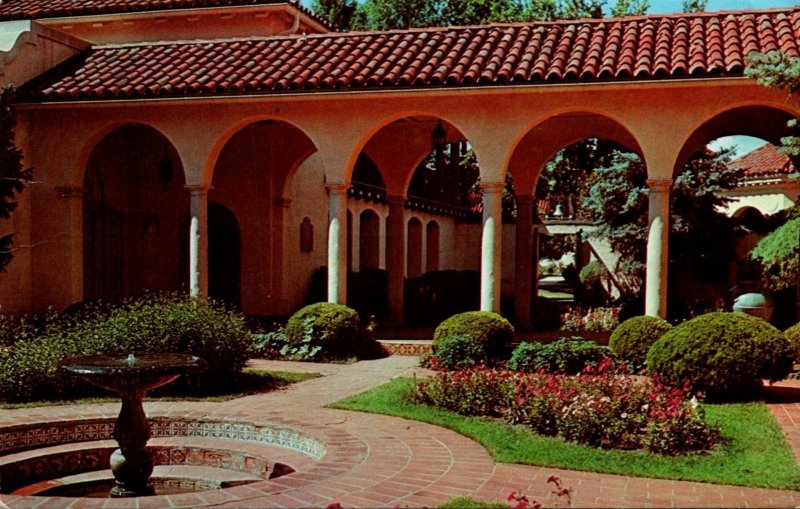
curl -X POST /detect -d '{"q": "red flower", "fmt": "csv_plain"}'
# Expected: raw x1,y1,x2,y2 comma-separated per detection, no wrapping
326,503,343,509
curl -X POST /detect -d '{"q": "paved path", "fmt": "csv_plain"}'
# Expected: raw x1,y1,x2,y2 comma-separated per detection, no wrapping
1,356,799,508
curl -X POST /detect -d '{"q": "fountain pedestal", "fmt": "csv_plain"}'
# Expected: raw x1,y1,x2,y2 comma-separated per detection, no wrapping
61,353,207,497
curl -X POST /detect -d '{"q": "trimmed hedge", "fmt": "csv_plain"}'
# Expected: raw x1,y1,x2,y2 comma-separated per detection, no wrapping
786,323,800,362
647,311,794,398
285,302,376,361
508,337,615,375
435,334,488,370
0,294,251,402
433,311,514,360
609,316,672,372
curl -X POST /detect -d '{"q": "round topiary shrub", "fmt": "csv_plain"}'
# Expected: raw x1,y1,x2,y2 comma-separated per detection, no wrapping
435,334,488,370
508,337,615,374
284,302,368,361
610,316,672,372
647,311,794,398
432,311,513,360
785,322,800,362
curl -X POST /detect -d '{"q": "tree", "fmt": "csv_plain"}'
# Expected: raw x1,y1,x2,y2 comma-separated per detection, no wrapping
610,0,649,17
750,211,800,292
351,0,442,30
311,0,358,30
0,86,32,273
681,0,707,12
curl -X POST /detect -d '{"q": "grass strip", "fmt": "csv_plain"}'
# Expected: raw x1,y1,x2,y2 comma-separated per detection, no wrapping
330,377,800,490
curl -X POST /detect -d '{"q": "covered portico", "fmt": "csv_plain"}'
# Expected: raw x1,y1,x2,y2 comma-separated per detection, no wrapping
5,7,800,326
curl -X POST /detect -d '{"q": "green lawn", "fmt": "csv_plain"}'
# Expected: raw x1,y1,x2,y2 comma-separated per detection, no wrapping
330,378,800,490
0,368,320,409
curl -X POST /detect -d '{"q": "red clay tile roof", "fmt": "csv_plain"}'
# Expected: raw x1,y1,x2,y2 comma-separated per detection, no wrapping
23,7,800,102
0,0,324,23
730,142,797,178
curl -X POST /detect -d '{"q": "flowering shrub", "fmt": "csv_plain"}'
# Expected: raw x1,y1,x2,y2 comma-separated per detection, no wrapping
419,360,720,455
419,367,514,416
507,338,616,375
560,307,620,332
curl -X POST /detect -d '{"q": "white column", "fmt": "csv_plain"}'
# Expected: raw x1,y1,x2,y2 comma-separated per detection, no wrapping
645,179,672,318
327,184,348,304
187,185,209,297
481,181,504,312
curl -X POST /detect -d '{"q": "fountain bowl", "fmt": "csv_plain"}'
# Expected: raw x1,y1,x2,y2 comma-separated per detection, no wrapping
60,353,208,394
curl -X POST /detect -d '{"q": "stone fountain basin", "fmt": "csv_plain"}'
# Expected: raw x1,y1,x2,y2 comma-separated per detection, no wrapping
60,354,208,394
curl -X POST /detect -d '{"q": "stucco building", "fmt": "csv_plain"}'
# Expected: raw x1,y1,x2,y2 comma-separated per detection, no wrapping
1,0,799,327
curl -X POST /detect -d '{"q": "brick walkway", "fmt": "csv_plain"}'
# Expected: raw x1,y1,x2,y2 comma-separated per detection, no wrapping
0,356,799,508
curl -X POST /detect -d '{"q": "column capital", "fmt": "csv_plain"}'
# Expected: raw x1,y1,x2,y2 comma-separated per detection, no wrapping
274,197,293,208
387,195,406,207
481,181,505,193
325,183,349,196
646,179,673,192
55,186,83,198
186,184,211,196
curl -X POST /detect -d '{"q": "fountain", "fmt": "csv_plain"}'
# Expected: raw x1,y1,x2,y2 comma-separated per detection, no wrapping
60,353,207,497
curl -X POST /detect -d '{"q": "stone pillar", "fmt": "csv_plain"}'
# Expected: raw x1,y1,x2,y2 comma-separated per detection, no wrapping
481,181,504,313
327,184,348,304
187,186,209,297
386,196,405,324
645,179,672,318
514,194,534,330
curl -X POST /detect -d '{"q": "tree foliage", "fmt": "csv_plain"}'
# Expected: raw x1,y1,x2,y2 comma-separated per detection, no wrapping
581,148,741,297
681,0,707,12
0,86,32,273
311,0,358,30
750,215,800,292
348,0,653,31
744,52,800,295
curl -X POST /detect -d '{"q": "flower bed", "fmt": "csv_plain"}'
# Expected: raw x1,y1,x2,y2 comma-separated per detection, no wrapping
418,360,720,455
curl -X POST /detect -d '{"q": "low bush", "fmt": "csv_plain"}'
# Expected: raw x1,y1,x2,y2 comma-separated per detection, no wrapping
0,294,251,402
284,302,386,361
507,338,615,375
647,312,794,398
433,311,514,361
419,361,720,455
435,334,488,370
609,316,672,372
786,323,800,362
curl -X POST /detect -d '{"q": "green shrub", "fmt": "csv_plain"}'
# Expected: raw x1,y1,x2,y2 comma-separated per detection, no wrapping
284,302,369,361
609,316,672,372
435,334,488,370
785,323,800,362
647,311,794,398
508,338,615,375
433,311,513,360
0,294,251,402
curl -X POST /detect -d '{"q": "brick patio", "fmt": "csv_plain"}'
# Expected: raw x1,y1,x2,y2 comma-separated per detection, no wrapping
0,355,799,508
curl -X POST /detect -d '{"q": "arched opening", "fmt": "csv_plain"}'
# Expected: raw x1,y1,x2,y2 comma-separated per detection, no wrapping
359,209,380,270
677,107,800,325
208,202,241,308
407,217,423,278
213,119,316,316
83,124,187,302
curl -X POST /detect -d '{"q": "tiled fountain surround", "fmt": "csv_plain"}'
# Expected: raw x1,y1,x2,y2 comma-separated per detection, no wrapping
0,417,329,493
